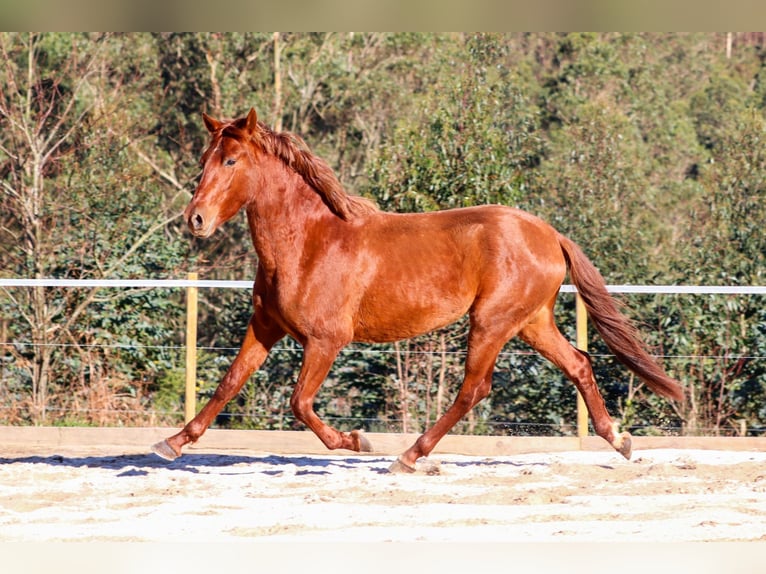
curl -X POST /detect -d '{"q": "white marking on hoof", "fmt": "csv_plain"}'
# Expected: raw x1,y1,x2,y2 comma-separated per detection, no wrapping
610,423,633,460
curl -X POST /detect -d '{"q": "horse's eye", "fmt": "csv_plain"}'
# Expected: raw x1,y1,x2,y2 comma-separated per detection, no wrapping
225,158,236,166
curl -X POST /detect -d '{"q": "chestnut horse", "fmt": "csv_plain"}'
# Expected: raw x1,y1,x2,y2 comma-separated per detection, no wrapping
152,108,683,472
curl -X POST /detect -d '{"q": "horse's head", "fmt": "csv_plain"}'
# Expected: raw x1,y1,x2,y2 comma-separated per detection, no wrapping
184,108,260,238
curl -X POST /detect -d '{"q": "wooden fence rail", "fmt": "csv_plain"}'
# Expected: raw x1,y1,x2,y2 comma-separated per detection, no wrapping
4,425,766,457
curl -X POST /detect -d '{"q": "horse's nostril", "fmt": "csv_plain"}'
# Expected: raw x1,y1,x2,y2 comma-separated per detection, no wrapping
192,212,204,230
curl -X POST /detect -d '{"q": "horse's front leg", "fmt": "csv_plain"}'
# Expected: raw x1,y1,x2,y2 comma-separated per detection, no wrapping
152,312,284,461
289,340,372,453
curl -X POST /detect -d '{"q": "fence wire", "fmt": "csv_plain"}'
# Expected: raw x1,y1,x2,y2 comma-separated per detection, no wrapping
1,279,765,435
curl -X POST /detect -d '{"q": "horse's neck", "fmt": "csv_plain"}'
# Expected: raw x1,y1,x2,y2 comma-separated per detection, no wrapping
246,163,331,274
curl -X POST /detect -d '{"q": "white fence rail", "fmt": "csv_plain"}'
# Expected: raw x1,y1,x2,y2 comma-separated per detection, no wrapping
3,278,766,295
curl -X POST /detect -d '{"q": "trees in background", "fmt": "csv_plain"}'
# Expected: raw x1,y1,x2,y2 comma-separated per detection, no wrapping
1,32,765,436
0,33,190,423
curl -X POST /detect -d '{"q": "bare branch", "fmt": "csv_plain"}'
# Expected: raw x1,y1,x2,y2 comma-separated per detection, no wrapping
39,38,109,164
127,138,190,193
244,36,274,64
53,211,184,335
0,286,35,330
204,40,222,117
0,179,21,201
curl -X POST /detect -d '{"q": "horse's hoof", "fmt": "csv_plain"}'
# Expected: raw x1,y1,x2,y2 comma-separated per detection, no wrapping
151,439,180,461
615,432,633,460
350,429,373,453
388,457,416,474
387,457,441,475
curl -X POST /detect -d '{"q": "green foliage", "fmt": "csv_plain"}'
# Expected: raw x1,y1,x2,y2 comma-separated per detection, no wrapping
536,99,652,279
653,106,766,434
1,32,765,437
367,33,542,212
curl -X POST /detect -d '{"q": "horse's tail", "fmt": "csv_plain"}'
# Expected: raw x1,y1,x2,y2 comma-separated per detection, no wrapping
557,233,684,402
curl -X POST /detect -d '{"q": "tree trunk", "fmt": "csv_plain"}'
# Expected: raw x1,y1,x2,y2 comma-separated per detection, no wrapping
272,32,283,131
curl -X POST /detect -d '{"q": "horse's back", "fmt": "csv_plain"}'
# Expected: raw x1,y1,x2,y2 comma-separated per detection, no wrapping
371,205,565,277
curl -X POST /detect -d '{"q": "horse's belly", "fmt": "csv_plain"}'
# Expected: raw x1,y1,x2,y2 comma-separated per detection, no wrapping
353,291,472,343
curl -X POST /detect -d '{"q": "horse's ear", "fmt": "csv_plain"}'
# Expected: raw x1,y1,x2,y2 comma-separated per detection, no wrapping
203,112,222,134
245,108,258,135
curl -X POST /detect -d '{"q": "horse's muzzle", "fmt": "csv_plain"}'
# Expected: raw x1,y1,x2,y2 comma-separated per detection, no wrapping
186,208,213,238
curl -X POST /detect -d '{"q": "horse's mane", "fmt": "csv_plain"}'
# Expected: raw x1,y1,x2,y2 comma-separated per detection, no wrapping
221,120,378,221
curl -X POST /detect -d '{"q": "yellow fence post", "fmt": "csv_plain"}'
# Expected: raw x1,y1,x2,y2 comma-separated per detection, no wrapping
185,272,199,424
575,292,589,442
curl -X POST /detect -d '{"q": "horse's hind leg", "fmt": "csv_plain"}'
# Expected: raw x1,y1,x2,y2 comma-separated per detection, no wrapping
391,326,507,472
519,301,632,459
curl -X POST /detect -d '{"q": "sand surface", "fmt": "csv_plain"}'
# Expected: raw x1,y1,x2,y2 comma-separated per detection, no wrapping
1,446,766,543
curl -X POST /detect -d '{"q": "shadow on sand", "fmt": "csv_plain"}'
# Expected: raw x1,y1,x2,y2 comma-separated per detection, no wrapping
0,451,546,477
